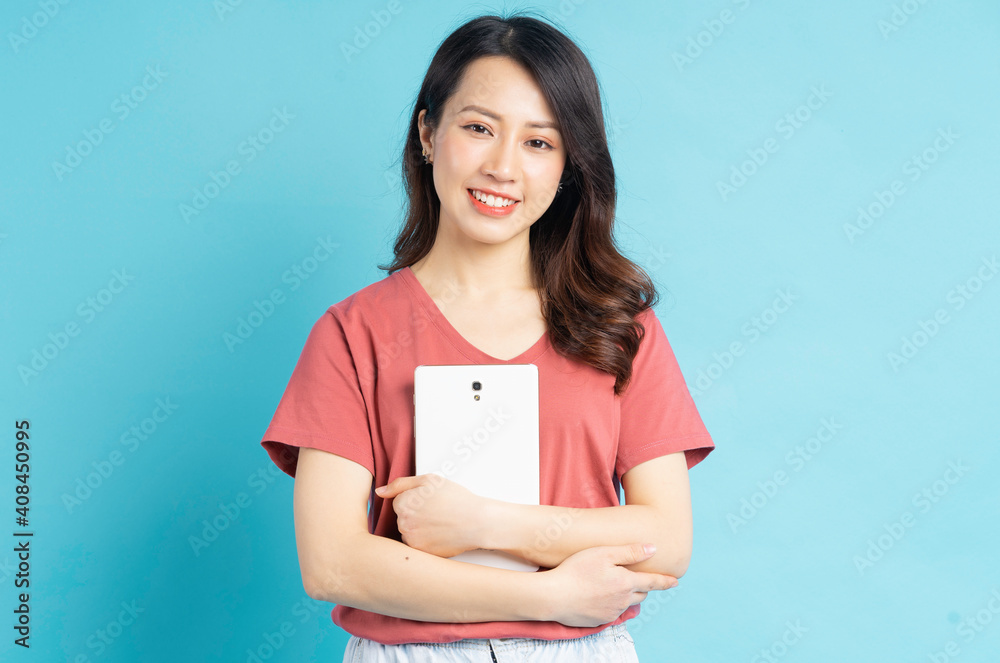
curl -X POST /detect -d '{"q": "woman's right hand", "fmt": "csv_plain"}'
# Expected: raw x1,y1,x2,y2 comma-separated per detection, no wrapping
540,543,678,628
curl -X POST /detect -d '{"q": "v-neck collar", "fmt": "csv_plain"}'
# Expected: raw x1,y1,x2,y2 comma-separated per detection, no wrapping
399,265,551,364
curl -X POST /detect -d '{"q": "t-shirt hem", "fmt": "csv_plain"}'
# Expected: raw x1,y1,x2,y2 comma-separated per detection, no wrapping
332,606,638,645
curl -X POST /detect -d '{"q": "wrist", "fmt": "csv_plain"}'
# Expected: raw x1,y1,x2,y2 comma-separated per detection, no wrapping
477,497,511,551
523,568,559,622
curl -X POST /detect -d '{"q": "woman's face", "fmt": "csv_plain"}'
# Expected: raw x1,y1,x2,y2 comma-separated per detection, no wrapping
418,56,567,250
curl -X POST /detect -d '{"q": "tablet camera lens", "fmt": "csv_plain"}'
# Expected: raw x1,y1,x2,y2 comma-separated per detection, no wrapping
472,381,482,391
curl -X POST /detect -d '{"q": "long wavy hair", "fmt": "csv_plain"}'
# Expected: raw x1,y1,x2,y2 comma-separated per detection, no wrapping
378,13,658,395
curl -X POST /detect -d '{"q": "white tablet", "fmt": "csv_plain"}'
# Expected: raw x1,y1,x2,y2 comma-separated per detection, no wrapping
414,363,540,572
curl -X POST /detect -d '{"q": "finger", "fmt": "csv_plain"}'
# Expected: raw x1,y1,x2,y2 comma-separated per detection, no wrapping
417,472,446,487
391,497,407,517
375,475,422,498
631,571,679,591
610,542,658,566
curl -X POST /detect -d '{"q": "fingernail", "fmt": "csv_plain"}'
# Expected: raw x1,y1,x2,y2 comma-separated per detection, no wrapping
374,486,385,495
643,544,656,555
669,579,679,589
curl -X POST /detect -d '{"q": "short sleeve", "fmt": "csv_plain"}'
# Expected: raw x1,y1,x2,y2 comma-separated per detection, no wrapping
616,307,715,478
260,308,375,479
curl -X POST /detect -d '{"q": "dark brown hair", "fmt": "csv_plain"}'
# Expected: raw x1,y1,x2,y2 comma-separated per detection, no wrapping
378,12,658,395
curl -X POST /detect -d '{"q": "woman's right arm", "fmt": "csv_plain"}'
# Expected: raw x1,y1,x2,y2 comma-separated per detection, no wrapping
293,446,674,627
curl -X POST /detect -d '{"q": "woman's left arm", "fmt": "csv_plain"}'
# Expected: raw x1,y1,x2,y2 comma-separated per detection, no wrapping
376,451,693,577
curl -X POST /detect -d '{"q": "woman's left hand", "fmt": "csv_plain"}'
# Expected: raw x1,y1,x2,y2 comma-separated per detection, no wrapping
375,474,488,557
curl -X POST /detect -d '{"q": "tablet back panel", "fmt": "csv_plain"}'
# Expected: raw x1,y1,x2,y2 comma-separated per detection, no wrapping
414,363,540,572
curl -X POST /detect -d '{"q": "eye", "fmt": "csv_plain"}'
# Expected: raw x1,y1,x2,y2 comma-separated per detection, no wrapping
527,139,555,150
464,123,491,135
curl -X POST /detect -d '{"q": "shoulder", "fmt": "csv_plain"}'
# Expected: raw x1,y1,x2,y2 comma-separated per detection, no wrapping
327,268,409,320
634,305,664,342
635,305,659,326
628,305,679,374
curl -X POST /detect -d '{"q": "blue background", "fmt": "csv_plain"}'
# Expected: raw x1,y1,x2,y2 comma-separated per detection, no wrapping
2,0,999,661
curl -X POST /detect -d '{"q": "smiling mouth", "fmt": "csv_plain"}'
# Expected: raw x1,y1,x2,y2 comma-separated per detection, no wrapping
468,188,519,208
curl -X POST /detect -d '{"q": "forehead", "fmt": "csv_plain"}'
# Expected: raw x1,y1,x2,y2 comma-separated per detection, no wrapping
446,56,556,123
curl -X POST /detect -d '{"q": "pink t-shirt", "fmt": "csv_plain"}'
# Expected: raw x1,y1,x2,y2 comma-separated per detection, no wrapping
260,265,715,645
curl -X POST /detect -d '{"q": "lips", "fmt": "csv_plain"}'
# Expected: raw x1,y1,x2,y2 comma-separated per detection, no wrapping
467,188,519,216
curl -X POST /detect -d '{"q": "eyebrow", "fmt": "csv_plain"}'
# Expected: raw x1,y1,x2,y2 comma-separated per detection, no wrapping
458,104,560,131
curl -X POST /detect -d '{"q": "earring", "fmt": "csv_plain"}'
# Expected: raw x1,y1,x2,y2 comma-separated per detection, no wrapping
422,148,431,165
557,181,563,193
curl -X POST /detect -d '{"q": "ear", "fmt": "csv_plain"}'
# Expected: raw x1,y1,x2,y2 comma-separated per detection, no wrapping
417,109,434,156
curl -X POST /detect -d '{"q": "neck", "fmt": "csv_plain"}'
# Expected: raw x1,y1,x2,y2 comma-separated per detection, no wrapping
410,235,535,302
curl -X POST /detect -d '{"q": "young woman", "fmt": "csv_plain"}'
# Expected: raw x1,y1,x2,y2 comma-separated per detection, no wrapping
260,13,715,662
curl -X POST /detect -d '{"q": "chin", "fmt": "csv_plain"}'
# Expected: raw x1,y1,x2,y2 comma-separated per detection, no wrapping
460,222,526,245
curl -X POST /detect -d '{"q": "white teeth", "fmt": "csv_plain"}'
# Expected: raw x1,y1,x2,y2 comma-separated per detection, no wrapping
472,189,515,208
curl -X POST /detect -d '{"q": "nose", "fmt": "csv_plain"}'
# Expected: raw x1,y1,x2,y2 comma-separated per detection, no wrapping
481,136,518,180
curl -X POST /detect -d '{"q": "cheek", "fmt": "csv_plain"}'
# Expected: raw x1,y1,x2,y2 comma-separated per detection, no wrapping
525,162,563,198
447,140,483,172
434,142,477,194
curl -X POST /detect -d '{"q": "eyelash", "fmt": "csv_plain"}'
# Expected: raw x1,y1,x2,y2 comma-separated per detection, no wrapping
463,123,555,150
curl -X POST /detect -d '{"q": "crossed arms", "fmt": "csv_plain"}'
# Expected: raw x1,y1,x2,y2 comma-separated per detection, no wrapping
293,447,692,627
